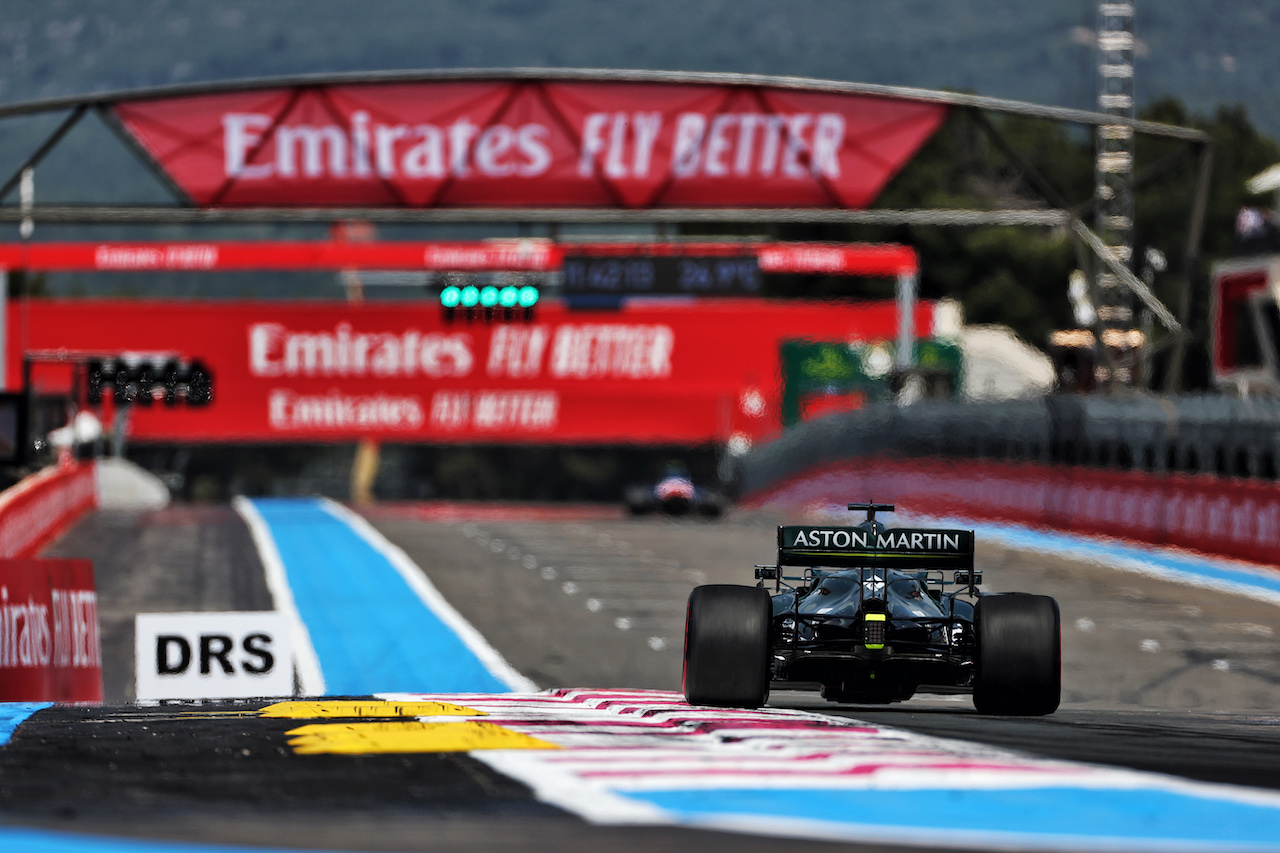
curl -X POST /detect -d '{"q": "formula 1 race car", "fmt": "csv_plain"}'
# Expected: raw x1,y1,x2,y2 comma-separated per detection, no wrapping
682,502,1060,715
625,465,727,518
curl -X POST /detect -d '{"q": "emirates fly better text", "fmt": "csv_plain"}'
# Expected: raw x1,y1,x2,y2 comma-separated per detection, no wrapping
250,321,674,434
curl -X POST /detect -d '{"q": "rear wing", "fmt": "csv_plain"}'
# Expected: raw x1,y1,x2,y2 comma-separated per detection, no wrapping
777,525,974,570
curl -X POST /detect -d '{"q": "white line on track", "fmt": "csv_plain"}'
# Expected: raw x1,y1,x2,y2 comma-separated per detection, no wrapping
232,496,326,697
322,499,538,693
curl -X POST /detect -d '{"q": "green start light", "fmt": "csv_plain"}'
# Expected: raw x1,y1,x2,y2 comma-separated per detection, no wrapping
442,282,540,322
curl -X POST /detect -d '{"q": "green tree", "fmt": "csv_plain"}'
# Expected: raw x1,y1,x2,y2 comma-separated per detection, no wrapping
757,101,1278,389
1134,99,1280,388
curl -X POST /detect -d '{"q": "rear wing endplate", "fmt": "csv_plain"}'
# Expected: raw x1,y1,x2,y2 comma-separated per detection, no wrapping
777,525,974,570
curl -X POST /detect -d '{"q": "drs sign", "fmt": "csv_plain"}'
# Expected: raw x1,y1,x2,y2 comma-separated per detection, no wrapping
135,612,293,700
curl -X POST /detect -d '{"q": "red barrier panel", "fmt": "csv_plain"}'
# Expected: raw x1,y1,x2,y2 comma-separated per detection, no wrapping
0,463,102,702
0,462,97,559
0,558,103,703
748,456,1280,567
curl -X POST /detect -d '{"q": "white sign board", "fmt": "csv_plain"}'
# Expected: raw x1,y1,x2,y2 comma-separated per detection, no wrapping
135,611,294,700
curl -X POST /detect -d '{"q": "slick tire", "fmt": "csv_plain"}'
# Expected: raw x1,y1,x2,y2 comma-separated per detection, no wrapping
683,584,772,708
664,497,692,516
624,486,651,516
697,494,726,519
973,593,1061,716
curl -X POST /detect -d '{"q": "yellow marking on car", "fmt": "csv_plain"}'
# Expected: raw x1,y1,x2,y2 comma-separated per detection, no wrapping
259,700,484,719
285,721,559,754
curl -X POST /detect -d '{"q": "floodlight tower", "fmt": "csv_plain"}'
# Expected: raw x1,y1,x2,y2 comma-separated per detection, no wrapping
1095,2,1137,385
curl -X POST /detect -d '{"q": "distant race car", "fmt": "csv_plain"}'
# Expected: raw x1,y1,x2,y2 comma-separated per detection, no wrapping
625,468,726,518
682,502,1060,715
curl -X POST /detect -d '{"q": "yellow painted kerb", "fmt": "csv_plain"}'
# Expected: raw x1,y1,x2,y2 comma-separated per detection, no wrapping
285,720,560,754
259,700,485,719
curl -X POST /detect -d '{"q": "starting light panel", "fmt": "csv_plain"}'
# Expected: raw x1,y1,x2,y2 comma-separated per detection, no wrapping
440,284,539,322
87,357,213,406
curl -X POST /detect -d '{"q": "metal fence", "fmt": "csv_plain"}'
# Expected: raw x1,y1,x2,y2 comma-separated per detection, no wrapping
738,394,1280,496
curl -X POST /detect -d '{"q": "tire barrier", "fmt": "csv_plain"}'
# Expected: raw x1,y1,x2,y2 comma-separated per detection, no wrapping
739,395,1280,498
736,395,1280,565
0,462,103,702
1047,394,1280,478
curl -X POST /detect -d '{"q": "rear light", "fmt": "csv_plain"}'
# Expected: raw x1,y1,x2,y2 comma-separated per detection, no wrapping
863,613,887,650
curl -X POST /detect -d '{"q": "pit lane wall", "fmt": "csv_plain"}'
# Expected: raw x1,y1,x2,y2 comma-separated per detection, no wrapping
739,399,1280,567
0,462,102,702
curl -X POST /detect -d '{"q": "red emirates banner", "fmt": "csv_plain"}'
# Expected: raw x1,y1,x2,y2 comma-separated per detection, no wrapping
756,243,918,276
11,299,935,445
110,81,947,208
0,240,918,275
0,558,103,703
0,240,562,273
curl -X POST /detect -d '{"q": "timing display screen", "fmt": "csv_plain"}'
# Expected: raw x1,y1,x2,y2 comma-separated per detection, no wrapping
562,255,762,297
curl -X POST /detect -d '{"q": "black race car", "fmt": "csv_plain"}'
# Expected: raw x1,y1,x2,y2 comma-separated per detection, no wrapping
625,466,727,518
681,502,1060,715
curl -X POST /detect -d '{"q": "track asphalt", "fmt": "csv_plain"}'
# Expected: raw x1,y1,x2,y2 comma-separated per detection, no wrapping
5,498,1279,852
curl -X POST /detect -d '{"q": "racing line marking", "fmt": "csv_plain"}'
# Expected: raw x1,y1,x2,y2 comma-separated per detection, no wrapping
459,522,676,651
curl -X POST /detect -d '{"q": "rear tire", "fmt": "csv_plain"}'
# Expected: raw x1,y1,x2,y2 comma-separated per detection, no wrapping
683,585,771,708
973,593,1060,716
696,493,726,518
624,486,652,515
